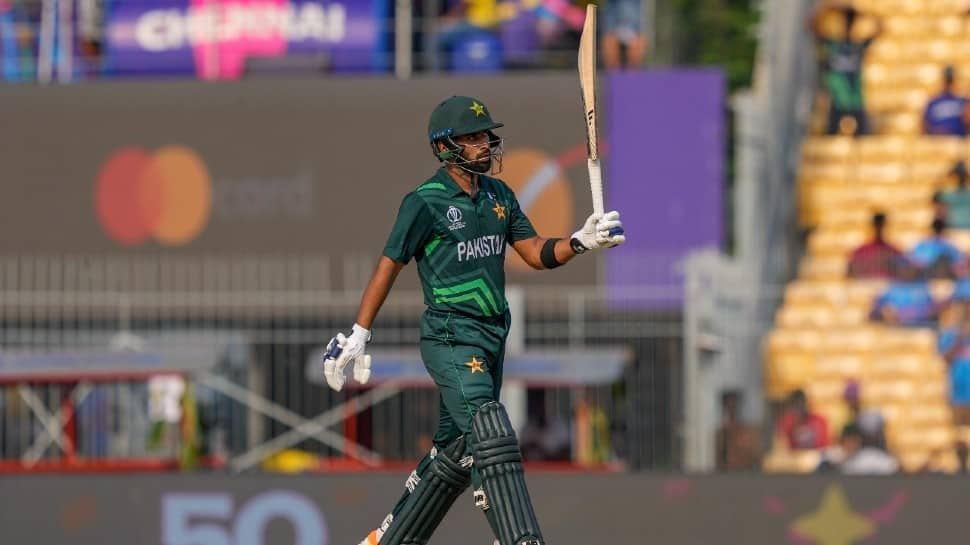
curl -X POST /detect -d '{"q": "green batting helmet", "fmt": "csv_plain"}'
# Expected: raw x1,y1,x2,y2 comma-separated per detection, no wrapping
428,96,503,161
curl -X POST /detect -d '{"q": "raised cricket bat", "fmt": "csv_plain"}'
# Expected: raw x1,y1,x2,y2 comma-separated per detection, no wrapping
578,4,604,216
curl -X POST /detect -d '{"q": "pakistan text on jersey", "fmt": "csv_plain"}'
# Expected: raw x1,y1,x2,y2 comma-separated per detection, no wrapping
457,235,506,262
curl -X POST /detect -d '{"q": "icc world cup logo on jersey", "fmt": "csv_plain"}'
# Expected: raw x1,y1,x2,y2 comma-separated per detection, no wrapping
446,206,466,231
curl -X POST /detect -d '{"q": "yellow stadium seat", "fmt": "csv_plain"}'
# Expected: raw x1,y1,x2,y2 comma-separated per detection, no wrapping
846,279,889,305
806,379,847,404
857,136,911,161
800,162,852,182
762,447,822,474
907,404,953,425
816,354,868,378
879,112,922,135
765,351,816,399
911,136,968,160
856,161,908,183
808,228,868,256
886,226,927,250
802,137,855,163
868,353,925,376
892,206,935,228
862,380,915,404
799,256,848,280
820,327,880,353
777,305,838,329
936,16,968,37
878,328,938,353
766,329,824,354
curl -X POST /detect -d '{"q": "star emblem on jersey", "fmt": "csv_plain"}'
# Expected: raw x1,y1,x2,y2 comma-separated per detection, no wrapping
465,356,485,373
469,101,486,117
492,202,506,220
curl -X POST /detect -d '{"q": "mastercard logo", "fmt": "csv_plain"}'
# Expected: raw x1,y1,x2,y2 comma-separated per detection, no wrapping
95,146,212,247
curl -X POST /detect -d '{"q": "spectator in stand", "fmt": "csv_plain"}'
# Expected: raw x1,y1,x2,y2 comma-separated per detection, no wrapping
809,0,882,136
601,0,647,70
870,260,939,327
715,390,760,471
934,161,970,229
835,423,899,474
936,283,970,425
908,218,966,279
431,0,501,71
923,66,970,137
830,380,887,449
847,212,905,279
777,389,830,450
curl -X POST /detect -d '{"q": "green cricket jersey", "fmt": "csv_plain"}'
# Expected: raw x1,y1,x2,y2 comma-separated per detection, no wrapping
383,168,537,318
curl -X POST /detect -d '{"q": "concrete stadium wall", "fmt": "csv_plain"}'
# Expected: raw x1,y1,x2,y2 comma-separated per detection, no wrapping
0,472,960,545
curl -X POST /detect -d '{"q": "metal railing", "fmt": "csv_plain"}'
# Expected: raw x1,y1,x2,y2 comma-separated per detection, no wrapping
0,253,687,472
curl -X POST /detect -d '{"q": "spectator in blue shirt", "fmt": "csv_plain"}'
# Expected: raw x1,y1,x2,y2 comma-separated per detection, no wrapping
909,218,966,279
870,260,939,327
923,65,970,136
937,282,970,424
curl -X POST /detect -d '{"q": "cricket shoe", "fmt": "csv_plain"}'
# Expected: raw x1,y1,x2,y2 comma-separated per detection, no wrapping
358,514,393,545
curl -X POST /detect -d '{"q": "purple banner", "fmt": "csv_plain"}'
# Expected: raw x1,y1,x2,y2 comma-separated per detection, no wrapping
105,0,389,78
606,70,725,309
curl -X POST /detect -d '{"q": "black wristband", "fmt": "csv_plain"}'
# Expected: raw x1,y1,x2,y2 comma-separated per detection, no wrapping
569,237,588,254
540,238,564,269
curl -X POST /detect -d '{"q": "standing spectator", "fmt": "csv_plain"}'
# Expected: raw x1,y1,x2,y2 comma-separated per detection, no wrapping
870,261,939,327
601,0,647,70
934,161,970,229
958,440,970,474
923,66,970,136
908,218,965,279
936,287,970,425
809,1,882,136
777,389,830,450
715,390,760,470
847,212,905,279
836,423,899,475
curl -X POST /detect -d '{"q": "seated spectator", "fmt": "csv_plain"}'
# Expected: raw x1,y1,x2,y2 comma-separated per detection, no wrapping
870,261,939,327
431,0,501,71
809,1,882,136
601,0,647,70
715,390,760,470
847,212,904,279
908,218,965,279
836,423,899,474
777,389,829,450
923,65,970,136
937,287,970,424
830,380,887,449
933,161,970,229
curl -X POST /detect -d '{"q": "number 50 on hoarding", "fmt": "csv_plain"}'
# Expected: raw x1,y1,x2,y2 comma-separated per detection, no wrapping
162,491,328,545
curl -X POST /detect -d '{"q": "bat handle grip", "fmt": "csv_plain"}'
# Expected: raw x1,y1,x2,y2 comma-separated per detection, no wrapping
588,158,605,216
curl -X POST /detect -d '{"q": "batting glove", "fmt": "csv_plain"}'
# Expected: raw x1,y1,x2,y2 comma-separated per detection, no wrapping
323,324,372,392
571,210,626,253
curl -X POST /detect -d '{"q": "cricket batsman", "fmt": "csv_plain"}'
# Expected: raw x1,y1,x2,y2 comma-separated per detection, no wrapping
322,95,626,545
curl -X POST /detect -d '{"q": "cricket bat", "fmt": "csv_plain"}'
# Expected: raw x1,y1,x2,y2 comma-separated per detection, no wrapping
578,4,604,216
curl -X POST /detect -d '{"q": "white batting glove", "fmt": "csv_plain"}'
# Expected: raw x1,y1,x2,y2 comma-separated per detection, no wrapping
322,324,372,392
570,210,626,253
